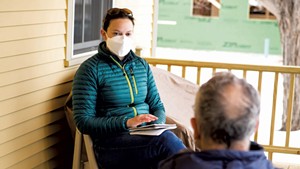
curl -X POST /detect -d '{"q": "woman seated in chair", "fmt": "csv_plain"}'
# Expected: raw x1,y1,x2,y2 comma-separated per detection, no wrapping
72,7,186,169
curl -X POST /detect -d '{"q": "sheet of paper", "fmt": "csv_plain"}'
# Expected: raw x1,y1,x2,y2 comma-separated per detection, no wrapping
129,128,168,136
129,124,176,131
129,124,177,136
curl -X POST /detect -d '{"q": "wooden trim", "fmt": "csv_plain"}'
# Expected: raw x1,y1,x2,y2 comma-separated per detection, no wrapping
263,145,300,155
65,0,75,66
145,57,300,73
152,0,159,57
269,73,278,146
285,74,295,147
64,52,96,67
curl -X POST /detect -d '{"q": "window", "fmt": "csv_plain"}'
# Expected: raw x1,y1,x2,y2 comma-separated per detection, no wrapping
249,0,275,20
65,0,112,66
193,0,221,17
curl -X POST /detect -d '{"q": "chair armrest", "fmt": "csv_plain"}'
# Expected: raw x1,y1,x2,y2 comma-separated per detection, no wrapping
83,134,99,169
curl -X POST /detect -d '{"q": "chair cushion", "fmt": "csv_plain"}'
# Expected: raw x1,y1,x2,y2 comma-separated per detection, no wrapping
151,66,199,131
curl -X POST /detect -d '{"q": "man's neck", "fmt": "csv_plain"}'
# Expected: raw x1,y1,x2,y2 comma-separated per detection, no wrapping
200,138,250,151
229,140,250,151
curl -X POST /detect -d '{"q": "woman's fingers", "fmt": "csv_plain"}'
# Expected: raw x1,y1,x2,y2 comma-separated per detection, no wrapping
127,114,158,128
139,114,158,122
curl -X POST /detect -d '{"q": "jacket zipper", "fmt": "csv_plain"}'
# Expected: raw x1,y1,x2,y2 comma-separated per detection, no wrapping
130,68,138,94
110,56,137,116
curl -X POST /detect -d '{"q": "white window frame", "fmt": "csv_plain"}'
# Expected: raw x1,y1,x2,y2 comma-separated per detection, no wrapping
64,0,112,67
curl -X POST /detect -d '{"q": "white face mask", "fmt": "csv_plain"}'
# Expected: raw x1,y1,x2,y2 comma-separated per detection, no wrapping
106,35,133,58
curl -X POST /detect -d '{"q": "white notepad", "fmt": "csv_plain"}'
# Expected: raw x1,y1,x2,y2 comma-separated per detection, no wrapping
129,124,177,136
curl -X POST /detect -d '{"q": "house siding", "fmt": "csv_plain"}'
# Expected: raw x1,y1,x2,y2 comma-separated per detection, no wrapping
0,0,155,168
0,0,76,168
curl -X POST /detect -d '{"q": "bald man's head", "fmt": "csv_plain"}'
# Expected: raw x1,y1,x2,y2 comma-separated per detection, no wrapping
193,72,260,146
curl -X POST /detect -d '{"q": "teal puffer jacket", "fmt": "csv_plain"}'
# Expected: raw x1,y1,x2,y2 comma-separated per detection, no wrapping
72,42,166,137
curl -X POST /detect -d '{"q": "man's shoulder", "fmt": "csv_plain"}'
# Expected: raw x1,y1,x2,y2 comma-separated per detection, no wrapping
159,149,277,169
159,150,202,169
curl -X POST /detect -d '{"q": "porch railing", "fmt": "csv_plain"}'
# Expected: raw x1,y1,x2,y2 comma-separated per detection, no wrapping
145,57,300,161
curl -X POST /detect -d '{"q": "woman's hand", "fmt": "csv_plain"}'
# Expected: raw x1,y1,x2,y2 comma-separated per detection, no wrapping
126,114,158,128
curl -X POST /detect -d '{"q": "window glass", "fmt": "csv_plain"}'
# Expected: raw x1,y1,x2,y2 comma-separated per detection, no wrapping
73,0,112,55
193,0,221,17
65,0,112,66
249,0,275,20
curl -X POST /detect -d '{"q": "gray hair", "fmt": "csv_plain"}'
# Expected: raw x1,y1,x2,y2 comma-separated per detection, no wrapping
194,72,260,146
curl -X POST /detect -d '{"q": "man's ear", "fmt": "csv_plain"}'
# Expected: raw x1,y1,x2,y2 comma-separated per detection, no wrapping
100,29,107,41
191,117,200,139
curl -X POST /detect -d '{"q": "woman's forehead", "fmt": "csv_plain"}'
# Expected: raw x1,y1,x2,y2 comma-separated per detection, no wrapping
107,18,134,32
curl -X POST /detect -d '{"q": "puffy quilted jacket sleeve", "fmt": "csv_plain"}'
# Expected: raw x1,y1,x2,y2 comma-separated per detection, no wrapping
144,62,166,124
72,57,129,137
